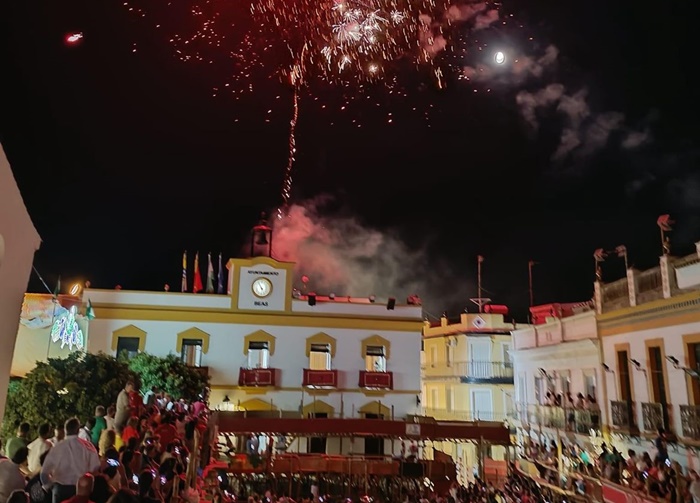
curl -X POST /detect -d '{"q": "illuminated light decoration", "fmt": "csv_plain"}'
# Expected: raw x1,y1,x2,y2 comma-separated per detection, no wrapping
51,306,85,351
494,51,505,64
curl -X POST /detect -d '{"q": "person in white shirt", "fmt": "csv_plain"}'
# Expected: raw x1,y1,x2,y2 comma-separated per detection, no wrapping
0,446,28,503
40,418,100,503
27,424,52,475
78,419,94,443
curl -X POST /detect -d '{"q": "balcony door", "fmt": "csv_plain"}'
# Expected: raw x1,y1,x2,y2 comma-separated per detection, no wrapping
472,389,493,421
688,342,700,404
469,340,491,378
307,413,327,453
648,346,669,429
616,349,635,428
364,414,384,455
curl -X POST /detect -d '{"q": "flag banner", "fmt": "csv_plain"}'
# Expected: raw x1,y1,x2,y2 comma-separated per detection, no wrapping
217,252,225,294
86,299,95,320
53,276,61,297
206,253,215,293
181,251,188,292
193,252,204,293
657,214,673,231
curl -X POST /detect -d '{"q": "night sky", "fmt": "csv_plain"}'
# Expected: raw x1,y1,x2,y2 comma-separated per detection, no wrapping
1,0,697,321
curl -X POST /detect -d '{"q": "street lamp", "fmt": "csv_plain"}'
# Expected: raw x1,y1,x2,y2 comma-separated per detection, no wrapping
69,283,81,296
494,51,506,65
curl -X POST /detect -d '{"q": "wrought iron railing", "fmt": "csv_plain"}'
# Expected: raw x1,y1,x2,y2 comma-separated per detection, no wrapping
610,400,636,431
680,405,700,439
642,402,668,432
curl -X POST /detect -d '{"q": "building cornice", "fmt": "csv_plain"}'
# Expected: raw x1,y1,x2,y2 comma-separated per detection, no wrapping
510,338,598,362
598,290,700,336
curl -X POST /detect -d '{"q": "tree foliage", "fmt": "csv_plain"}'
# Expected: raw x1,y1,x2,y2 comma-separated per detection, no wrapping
2,352,210,442
2,352,134,441
126,353,209,403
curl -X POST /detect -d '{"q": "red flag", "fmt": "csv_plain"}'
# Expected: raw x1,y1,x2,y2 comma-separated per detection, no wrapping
593,248,607,262
193,252,204,293
657,214,673,231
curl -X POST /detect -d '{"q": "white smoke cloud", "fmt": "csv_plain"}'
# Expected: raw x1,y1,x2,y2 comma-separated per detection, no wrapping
622,130,651,149
515,83,565,129
269,197,473,313
474,9,499,30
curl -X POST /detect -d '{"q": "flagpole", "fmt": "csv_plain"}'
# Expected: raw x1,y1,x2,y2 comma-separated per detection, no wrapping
478,256,483,313
528,261,535,307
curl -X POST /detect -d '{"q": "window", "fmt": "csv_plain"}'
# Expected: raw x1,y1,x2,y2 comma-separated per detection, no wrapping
688,342,700,404
116,337,140,359
584,370,597,399
430,346,438,366
248,341,270,368
446,345,453,367
559,370,571,395
181,339,202,367
431,388,439,408
648,345,669,428
617,350,632,401
309,343,331,370
446,386,454,411
365,345,386,371
534,376,543,405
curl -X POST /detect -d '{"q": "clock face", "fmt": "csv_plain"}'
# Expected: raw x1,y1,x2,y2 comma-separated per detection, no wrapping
252,277,272,298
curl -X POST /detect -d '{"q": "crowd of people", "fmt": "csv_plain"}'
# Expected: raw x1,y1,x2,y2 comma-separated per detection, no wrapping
0,381,212,503
524,427,700,503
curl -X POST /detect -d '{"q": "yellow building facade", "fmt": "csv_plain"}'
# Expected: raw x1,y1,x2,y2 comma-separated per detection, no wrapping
421,311,523,482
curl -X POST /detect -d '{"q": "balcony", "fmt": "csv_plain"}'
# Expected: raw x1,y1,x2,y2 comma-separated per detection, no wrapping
458,361,514,384
302,369,338,388
642,402,671,433
238,367,277,387
610,400,637,433
359,370,393,390
680,405,700,440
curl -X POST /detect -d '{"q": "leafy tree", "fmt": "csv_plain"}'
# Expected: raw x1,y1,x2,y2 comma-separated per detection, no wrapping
2,352,134,441
126,353,209,402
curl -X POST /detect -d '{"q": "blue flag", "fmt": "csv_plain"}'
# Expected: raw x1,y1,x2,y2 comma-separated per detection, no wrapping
217,252,224,294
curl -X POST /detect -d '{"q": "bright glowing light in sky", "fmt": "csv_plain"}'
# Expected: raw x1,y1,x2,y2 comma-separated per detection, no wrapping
494,51,505,64
66,33,84,44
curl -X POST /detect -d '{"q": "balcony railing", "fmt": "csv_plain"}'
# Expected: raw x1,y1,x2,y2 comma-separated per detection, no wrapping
610,400,637,432
421,408,512,422
359,371,393,390
516,404,601,432
642,402,671,433
425,361,513,384
302,369,338,388
680,405,700,440
238,367,277,387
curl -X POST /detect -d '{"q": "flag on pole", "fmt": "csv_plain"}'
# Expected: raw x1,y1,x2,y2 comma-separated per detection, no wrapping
206,253,215,293
217,252,224,294
657,214,673,231
53,276,61,298
181,251,188,292
85,299,95,320
193,252,204,293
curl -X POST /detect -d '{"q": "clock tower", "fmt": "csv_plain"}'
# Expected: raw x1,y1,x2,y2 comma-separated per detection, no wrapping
226,215,292,312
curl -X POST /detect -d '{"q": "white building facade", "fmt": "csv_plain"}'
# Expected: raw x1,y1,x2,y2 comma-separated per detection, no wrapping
84,256,424,455
597,244,700,469
0,144,41,419
510,304,605,462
